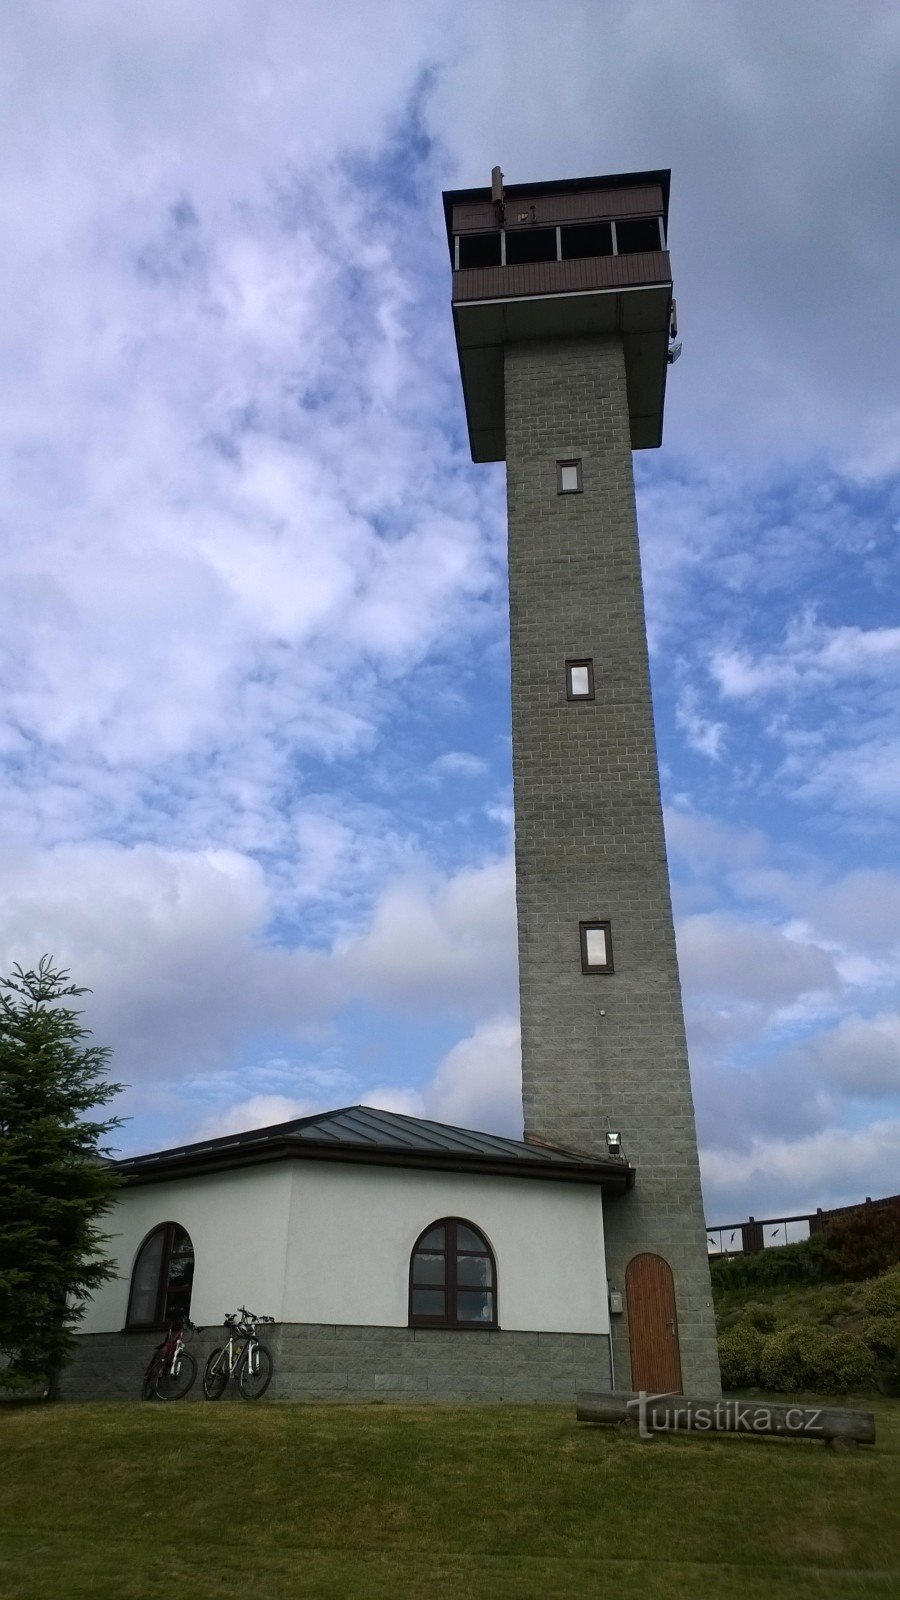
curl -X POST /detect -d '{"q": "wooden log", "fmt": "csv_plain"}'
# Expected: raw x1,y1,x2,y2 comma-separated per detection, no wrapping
576,1394,876,1445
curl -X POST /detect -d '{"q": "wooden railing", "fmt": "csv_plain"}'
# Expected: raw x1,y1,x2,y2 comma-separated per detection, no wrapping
706,1193,900,1255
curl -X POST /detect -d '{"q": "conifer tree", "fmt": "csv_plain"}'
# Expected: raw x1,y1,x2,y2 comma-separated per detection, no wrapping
0,957,123,1390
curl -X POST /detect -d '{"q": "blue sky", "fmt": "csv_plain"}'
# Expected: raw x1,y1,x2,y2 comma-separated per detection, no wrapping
1,0,898,1220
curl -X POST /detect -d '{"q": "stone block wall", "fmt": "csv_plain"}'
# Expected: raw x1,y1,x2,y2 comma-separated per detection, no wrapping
504,335,720,1395
57,1323,612,1404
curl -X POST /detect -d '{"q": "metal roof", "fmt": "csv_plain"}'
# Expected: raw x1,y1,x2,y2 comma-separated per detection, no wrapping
116,1104,634,1190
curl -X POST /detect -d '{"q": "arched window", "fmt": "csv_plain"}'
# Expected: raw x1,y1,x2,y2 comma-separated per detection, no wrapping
126,1223,194,1330
409,1218,497,1329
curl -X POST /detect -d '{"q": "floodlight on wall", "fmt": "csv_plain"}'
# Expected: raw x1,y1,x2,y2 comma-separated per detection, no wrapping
606,1131,622,1157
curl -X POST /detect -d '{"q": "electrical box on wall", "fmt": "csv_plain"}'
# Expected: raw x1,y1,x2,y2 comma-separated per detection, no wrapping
609,1290,624,1316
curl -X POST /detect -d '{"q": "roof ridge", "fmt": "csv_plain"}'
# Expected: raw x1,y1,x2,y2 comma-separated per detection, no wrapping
116,1103,367,1164
115,1101,611,1170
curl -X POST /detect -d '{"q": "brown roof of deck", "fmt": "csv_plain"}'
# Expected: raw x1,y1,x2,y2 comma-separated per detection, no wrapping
442,168,671,249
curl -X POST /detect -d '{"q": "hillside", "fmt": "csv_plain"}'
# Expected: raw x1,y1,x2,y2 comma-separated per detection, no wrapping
710,1222,900,1396
1,1400,898,1599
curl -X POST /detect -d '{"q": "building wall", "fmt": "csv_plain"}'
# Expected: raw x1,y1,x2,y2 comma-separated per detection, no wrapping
57,1323,612,1404
80,1164,294,1333
79,1158,609,1338
62,1157,614,1402
282,1162,609,1335
504,334,720,1394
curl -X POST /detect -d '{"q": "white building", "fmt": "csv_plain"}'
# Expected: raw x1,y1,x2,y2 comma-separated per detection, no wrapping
62,1105,630,1401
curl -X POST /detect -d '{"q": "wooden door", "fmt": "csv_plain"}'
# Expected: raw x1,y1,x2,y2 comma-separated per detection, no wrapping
625,1253,683,1393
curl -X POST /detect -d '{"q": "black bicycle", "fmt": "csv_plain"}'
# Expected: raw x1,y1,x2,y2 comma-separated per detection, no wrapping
203,1307,274,1400
141,1316,201,1401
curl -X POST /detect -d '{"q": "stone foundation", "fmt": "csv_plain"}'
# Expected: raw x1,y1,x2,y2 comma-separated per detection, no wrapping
57,1323,612,1403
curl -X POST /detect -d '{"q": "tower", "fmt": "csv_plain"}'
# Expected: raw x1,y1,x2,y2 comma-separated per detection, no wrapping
444,167,720,1394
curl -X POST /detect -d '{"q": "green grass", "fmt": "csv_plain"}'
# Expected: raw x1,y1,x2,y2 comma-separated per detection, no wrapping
1,1400,898,1598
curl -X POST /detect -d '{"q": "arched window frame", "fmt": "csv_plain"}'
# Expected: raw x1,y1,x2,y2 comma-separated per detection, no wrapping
408,1217,498,1331
125,1221,195,1332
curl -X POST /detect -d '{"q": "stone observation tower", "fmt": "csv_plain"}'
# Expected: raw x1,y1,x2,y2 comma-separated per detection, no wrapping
442,167,720,1394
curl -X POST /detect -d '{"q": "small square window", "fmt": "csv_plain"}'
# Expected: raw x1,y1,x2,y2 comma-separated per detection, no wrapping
566,659,594,701
557,459,582,494
580,920,614,974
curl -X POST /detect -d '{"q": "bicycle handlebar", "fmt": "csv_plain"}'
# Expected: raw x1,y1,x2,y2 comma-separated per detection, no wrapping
224,1307,275,1327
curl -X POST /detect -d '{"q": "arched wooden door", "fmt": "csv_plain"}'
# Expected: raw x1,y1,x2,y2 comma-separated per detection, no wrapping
625,1253,683,1393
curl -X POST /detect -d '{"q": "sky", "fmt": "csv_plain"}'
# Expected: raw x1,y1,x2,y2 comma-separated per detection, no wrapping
1,0,899,1224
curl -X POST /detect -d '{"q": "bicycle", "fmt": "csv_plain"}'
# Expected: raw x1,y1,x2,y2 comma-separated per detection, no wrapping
202,1307,275,1400
141,1316,201,1401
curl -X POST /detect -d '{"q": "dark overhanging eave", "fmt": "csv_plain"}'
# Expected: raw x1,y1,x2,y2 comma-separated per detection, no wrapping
116,1137,636,1192
442,168,671,251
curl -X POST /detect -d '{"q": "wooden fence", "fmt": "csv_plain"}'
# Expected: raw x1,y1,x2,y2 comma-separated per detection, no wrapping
706,1193,900,1256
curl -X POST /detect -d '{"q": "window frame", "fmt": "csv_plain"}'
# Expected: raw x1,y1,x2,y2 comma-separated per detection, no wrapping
579,920,614,975
408,1217,498,1331
125,1221,195,1333
566,658,595,701
613,216,665,256
557,458,583,494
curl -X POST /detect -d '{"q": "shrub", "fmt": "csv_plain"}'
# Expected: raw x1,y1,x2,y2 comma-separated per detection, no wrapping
718,1323,765,1390
741,1302,777,1334
860,1265,900,1319
879,1354,900,1398
818,1332,879,1394
759,1324,877,1395
709,1208,900,1295
820,1206,900,1282
861,1315,900,1360
759,1325,822,1392
709,1237,827,1293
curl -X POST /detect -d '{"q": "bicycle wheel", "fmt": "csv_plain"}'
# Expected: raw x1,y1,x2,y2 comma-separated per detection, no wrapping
203,1348,229,1400
141,1354,162,1401
239,1342,273,1400
156,1350,196,1401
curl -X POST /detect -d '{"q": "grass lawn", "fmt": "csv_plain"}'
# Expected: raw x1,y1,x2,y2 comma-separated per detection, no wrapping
1,1398,898,1599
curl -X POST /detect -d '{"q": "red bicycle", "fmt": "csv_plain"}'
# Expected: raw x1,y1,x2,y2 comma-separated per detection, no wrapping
141,1316,201,1401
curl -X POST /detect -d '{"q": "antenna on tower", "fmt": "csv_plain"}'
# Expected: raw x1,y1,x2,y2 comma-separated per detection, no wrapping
491,165,505,225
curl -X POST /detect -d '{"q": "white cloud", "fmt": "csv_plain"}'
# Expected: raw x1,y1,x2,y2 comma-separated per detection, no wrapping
701,1118,900,1219
193,1094,322,1142
793,738,900,814
0,8,510,866
675,688,726,760
0,841,517,1092
727,864,900,961
338,856,518,1013
424,1015,522,1135
811,1013,900,1097
428,751,489,781
711,614,900,701
676,912,839,1007
665,807,769,877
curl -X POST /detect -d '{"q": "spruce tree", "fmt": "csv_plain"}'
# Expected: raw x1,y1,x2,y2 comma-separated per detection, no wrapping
0,957,124,1390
